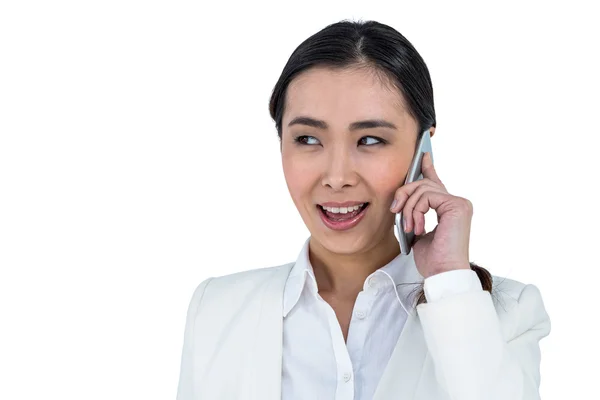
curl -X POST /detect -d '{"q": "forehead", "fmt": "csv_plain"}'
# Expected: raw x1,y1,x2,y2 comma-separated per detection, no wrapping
283,66,408,126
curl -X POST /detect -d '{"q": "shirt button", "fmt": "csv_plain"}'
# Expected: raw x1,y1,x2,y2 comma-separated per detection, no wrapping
355,310,366,319
343,372,352,382
368,276,378,288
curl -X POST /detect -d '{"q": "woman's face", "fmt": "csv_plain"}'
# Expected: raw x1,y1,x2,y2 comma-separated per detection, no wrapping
281,66,427,254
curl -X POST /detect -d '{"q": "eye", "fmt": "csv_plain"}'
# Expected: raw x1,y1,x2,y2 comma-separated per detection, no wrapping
359,136,385,146
293,135,386,146
294,135,320,145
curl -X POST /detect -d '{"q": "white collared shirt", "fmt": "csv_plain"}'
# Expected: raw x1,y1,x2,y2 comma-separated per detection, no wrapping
281,237,483,400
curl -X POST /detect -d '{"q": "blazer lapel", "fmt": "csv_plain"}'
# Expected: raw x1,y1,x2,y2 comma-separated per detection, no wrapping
242,256,428,400
373,249,428,400
244,263,293,400
372,309,428,400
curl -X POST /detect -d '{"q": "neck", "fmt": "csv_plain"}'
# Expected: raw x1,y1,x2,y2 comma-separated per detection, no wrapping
308,230,400,301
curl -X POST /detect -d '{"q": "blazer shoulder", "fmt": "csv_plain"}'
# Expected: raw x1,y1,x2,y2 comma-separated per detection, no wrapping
490,274,527,302
489,274,551,341
490,274,547,306
214,261,294,282
189,261,295,309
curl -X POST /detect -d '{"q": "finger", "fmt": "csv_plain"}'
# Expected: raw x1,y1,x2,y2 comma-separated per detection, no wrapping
401,185,425,232
401,185,446,232
412,195,433,234
413,209,425,236
415,207,428,236
394,182,434,231
415,213,427,236
390,179,443,213
421,152,444,187
410,190,462,235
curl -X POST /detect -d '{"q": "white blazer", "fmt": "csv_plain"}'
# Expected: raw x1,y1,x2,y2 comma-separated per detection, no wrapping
176,257,551,400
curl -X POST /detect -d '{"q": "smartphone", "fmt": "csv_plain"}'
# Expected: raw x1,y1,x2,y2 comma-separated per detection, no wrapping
395,128,434,255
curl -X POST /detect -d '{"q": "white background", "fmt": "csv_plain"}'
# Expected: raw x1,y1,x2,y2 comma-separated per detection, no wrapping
1,1,598,399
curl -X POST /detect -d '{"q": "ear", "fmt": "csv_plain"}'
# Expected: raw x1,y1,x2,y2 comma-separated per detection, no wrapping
429,126,436,138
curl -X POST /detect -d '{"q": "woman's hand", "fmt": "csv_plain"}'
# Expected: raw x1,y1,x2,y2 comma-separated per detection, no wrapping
390,152,472,279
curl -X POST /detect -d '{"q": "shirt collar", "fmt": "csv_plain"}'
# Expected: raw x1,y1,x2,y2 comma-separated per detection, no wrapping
283,236,425,318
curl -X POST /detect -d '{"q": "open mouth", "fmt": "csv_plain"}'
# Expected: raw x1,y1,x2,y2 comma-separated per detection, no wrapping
317,202,370,222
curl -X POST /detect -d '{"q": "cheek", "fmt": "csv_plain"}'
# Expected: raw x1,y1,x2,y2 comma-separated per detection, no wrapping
364,159,409,196
371,177,403,205
282,159,314,202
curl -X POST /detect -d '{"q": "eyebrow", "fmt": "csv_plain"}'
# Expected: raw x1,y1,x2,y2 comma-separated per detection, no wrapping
287,116,397,131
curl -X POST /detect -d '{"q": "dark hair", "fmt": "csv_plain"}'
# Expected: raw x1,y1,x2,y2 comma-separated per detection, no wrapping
269,19,493,305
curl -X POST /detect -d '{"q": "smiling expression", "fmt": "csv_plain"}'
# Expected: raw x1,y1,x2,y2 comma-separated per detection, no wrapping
280,65,424,253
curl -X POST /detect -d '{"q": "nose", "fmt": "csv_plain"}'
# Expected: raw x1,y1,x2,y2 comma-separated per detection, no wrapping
321,146,359,191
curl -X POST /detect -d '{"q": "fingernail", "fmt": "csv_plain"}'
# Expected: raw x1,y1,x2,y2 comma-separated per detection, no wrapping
390,199,397,211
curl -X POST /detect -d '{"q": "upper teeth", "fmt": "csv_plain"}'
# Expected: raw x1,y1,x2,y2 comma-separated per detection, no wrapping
321,203,366,214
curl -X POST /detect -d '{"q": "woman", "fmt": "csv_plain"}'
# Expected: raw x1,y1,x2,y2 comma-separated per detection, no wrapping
176,20,551,400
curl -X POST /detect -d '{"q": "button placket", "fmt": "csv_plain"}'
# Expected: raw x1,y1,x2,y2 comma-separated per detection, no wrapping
342,371,352,382
315,292,354,398
368,276,378,288
366,275,381,296
351,290,370,322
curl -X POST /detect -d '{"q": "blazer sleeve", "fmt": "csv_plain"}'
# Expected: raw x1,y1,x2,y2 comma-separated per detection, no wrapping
423,269,483,302
176,278,213,400
417,282,551,400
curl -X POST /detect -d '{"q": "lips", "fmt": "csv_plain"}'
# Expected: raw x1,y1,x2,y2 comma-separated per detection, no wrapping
318,201,367,208
319,203,368,221
317,203,370,231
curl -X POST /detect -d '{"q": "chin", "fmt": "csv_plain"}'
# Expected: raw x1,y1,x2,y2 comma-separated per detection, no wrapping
311,232,371,255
